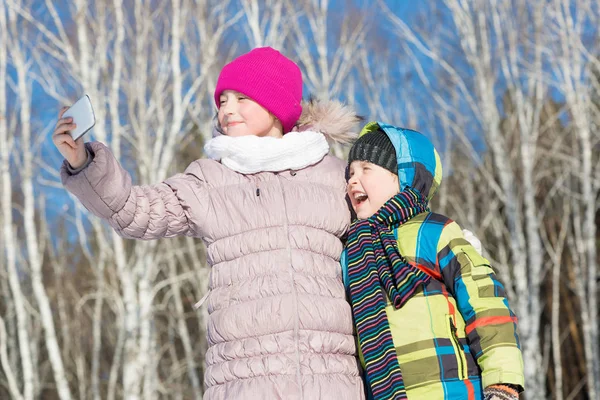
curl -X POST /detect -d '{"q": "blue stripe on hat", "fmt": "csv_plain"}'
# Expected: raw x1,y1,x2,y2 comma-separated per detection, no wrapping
378,122,439,195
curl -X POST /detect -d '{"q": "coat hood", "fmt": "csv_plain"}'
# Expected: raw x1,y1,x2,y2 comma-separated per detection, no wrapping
297,99,361,144
358,121,442,201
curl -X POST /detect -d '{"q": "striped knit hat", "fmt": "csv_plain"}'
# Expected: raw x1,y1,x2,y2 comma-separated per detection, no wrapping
347,128,397,175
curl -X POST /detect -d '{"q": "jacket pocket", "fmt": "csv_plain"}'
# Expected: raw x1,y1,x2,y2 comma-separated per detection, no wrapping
446,314,468,381
458,252,498,298
458,252,494,280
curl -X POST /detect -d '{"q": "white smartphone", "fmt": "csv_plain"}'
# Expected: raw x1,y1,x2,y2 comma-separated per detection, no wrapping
63,94,95,141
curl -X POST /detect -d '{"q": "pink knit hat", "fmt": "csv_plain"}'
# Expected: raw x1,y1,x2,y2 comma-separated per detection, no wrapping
214,47,303,133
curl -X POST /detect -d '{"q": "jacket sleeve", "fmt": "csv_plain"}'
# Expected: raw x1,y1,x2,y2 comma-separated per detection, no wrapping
61,141,208,240
437,221,525,390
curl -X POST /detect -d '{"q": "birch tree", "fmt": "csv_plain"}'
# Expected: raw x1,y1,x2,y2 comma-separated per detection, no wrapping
287,0,367,101
3,1,598,398
0,1,34,398
547,1,600,397
3,0,74,398
5,0,229,398
377,1,585,397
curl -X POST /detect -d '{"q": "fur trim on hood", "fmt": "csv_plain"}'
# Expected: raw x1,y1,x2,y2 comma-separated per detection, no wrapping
297,99,362,144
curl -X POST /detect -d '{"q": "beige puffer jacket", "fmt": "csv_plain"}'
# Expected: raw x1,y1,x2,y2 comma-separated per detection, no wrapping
61,102,365,400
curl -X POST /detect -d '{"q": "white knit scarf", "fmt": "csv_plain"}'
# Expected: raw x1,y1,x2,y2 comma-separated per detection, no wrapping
203,130,330,174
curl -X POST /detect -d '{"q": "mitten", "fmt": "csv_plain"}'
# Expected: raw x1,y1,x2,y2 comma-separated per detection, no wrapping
483,384,519,400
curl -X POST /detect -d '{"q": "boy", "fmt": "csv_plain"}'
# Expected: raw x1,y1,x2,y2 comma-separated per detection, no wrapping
342,122,524,400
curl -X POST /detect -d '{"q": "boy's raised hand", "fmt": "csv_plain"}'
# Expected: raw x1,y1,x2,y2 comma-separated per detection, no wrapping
52,106,87,169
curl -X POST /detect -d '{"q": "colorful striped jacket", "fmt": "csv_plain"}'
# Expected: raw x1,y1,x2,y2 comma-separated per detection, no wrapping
342,122,524,399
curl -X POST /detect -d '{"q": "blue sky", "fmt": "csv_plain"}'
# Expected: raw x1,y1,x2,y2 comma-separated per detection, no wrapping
9,2,452,233
11,1,554,236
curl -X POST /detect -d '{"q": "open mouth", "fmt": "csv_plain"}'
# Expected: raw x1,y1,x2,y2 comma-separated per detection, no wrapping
353,192,368,205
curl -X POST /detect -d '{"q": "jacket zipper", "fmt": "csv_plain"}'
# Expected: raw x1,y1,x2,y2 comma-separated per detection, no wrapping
275,174,303,398
447,315,468,380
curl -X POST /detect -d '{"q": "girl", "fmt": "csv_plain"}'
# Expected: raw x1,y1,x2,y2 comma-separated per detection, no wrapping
53,47,364,400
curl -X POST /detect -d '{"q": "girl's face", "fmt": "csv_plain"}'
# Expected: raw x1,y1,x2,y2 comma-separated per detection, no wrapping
217,90,283,138
347,160,399,219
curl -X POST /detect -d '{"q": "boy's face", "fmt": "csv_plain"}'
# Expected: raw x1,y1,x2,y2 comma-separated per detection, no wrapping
217,90,283,138
347,160,399,219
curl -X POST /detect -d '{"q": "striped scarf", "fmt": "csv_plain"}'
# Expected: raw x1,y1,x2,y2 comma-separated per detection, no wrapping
347,188,431,399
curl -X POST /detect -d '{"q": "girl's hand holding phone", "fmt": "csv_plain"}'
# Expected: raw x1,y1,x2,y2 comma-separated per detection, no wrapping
53,106,88,169
52,94,96,170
